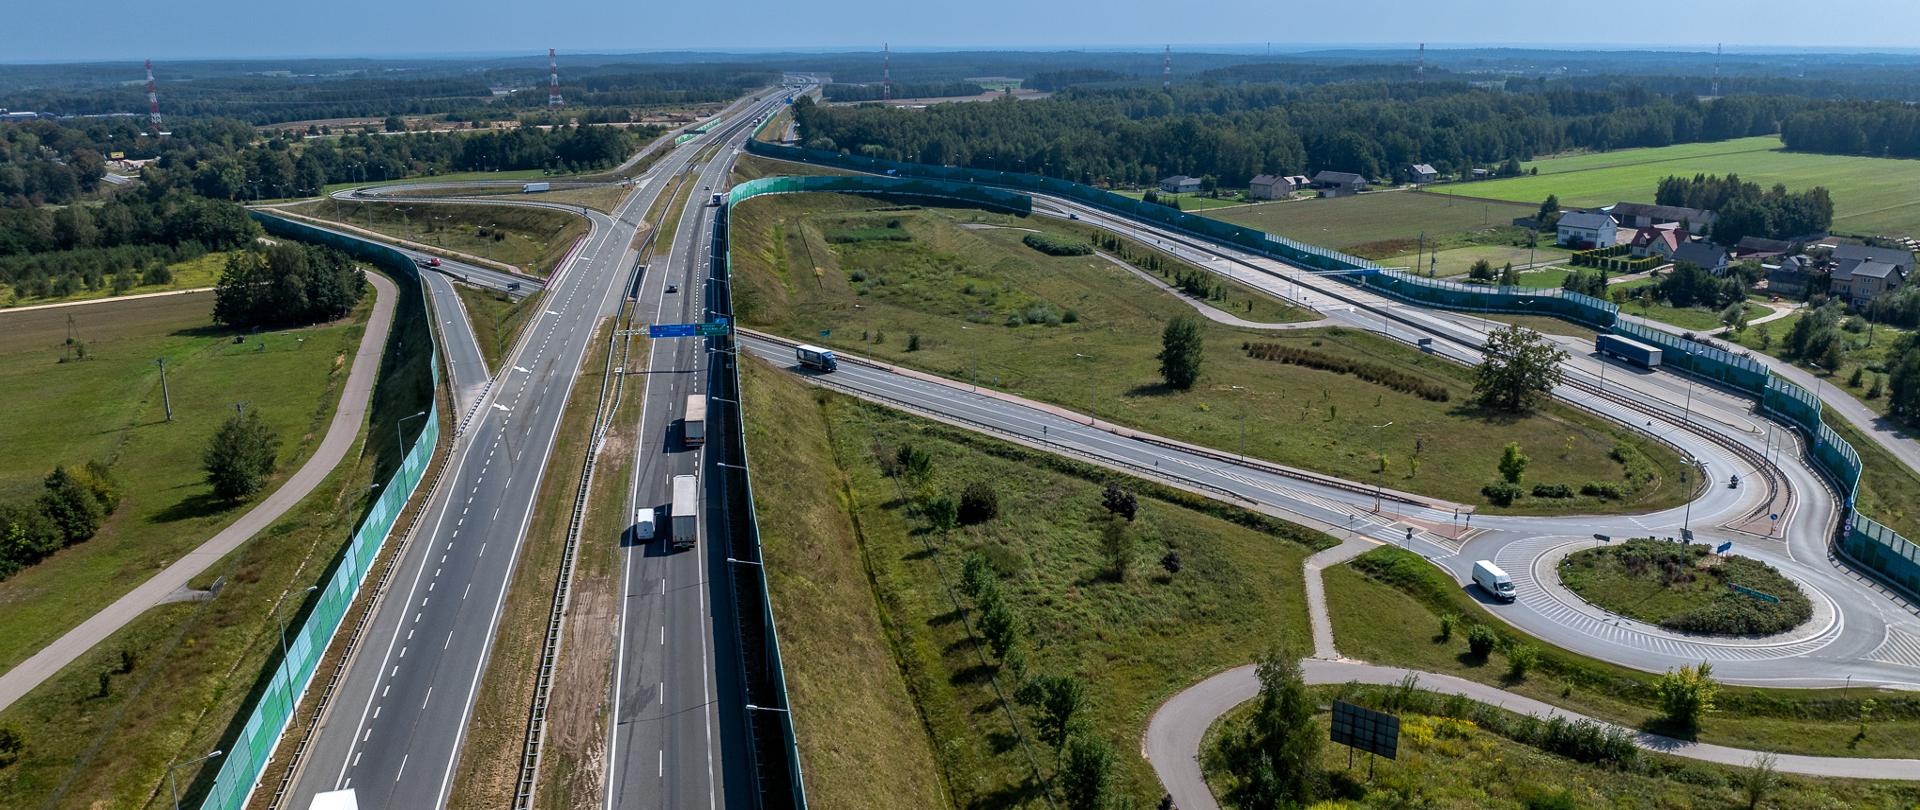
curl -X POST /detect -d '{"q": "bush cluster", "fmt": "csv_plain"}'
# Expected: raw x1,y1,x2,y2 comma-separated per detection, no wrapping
1336,681,1642,770
1021,232,1092,256
1481,481,1523,505
1243,343,1450,402
0,463,119,580
1531,483,1573,499
1581,481,1624,499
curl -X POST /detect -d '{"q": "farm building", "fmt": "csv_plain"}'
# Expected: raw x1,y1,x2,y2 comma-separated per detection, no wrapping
1407,163,1439,184
1673,242,1731,275
1311,170,1368,197
1606,202,1717,235
1159,175,1202,193
1248,174,1300,200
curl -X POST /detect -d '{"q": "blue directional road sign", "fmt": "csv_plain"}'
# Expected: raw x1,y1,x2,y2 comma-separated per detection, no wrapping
1716,541,1734,555
648,323,698,338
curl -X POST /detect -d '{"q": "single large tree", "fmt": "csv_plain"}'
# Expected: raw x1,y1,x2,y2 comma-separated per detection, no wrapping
1157,315,1204,389
1474,324,1567,413
1058,731,1116,810
1235,647,1322,806
205,410,280,502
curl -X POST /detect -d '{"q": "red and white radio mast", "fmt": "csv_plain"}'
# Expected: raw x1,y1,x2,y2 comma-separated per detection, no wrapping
548,48,563,108
145,59,161,126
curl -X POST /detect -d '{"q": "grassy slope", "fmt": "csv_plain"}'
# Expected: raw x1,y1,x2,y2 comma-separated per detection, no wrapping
302,199,586,276
0,251,231,309
1323,547,1920,758
1826,415,1920,542
1470,136,1920,237
1201,690,1920,809
1726,313,1908,417
453,284,541,374
447,319,610,810
0,290,369,672
1201,191,1537,258
0,265,437,808
756,355,1322,808
740,357,949,810
730,192,1690,515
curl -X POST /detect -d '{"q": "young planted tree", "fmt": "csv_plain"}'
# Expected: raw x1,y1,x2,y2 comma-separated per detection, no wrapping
1242,647,1321,805
1098,516,1134,581
204,409,281,502
1058,732,1116,810
1100,484,1137,521
1498,442,1530,484
1654,661,1719,732
1157,314,1204,389
1474,325,1567,412
1015,673,1088,750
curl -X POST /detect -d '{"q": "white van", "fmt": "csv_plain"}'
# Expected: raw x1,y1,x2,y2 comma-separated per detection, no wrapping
633,507,657,541
1472,560,1516,603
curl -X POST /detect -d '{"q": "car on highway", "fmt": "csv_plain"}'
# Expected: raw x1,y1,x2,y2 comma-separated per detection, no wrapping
414,256,441,268
665,283,679,294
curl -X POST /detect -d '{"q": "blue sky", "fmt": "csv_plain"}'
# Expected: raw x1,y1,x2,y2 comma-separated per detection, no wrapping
8,0,1920,62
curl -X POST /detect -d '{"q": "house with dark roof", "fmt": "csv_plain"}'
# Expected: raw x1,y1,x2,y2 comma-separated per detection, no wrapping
1310,170,1368,197
1734,236,1798,259
1673,242,1731,275
1248,174,1297,200
1407,163,1439,184
1831,243,1916,275
1555,211,1618,249
1607,202,1717,235
1833,258,1908,308
1159,175,1201,193
1766,255,1817,299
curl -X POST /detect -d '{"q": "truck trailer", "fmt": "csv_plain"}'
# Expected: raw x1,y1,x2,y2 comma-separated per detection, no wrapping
522,181,550,193
670,474,698,550
1596,333,1662,368
683,394,707,447
794,344,837,372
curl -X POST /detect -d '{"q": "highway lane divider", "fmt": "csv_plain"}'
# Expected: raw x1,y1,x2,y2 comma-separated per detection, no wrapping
737,131,1920,607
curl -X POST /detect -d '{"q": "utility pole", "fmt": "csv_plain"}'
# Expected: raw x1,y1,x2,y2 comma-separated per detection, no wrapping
157,358,173,421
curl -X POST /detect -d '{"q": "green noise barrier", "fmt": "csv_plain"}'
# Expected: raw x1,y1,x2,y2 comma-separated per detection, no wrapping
194,214,445,810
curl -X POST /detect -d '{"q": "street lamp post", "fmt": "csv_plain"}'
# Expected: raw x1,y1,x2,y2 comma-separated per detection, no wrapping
1230,385,1250,461
1075,353,1095,425
397,410,428,460
269,585,320,730
168,749,224,810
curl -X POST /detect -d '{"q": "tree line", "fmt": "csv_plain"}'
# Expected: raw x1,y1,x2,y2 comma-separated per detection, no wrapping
0,464,119,581
1781,100,1920,158
0,190,256,299
212,242,366,329
793,82,1799,187
1655,173,1834,243
822,82,985,102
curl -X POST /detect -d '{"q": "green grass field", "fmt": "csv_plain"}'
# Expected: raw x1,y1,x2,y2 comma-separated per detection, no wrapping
1468,136,1920,238
1111,189,1247,210
1201,687,1920,809
742,356,1323,808
0,251,232,309
1323,547,1920,758
453,284,541,374
0,290,370,673
320,168,551,195
300,198,586,276
732,192,1690,513
1203,191,1539,258
0,269,437,808
1385,244,1566,278
1826,416,1920,542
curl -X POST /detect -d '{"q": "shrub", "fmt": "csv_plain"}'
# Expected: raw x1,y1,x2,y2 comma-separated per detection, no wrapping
1466,624,1499,659
1243,343,1450,401
1580,481,1623,499
1022,232,1093,256
1481,481,1523,506
958,481,999,524
1100,484,1137,521
906,333,922,351
1655,662,1718,731
1437,613,1457,642
1530,483,1572,498
1506,642,1540,679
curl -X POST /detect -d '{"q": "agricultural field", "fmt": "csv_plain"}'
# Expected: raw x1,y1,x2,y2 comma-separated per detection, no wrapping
1468,136,1920,238
1385,244,1567,278
1110,188,1246,210
296,198,587,276
741,355,1323,808
0,252,231,309
1203,191,1539,259
730,192,1692,513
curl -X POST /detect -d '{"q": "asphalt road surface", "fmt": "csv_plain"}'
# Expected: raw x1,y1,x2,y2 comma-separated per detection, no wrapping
281,89,787,810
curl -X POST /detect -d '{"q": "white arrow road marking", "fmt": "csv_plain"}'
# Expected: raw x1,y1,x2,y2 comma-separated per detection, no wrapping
492,403,512,412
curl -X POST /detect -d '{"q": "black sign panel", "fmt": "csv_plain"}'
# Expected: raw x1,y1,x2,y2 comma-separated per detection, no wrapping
1330,699,1400,760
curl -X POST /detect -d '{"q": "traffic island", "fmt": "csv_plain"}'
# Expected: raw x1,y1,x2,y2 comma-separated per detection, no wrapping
1557,538,1812,636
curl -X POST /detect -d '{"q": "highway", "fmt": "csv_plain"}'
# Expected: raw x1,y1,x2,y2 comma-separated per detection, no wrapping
279,88,789,810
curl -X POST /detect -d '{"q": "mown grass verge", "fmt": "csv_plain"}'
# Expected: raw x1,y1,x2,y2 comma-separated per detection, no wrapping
302,199,586,277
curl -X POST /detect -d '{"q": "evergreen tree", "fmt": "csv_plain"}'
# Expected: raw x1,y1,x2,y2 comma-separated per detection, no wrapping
1157,315,1204,389
204,410,281,502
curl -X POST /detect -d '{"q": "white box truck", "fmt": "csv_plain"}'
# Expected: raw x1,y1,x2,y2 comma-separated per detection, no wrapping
683,393,707,447
670,474,698,550
522,181,550,193
794,344,837,372
1472,560,1516,603
632,507,656,541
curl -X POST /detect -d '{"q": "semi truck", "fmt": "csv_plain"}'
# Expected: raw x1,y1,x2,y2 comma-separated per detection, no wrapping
794,344,838,372
670,474,698,550
683,393,707,447
710,192,726,206
1596,333,1663,368
522,181,550,193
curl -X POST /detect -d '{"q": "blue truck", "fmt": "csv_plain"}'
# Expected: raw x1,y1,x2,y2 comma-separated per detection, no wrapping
1597,333,1662,368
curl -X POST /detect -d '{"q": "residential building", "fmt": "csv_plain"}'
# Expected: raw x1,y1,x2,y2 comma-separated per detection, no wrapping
1831,243,1916,276
1766,255,1816,299
1606,202,1718,235
1734,236,1798,259
1672,242,1731,275
1248,174,1297,200
1555,211,1618,249
1628,226,1687,260
1407,163,1439,184
1159,175,1201,193
1832,259,1907,308
1310,170,1367,197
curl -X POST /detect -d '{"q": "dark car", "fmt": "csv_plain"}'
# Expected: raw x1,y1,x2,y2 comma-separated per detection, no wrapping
665,283,679,294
